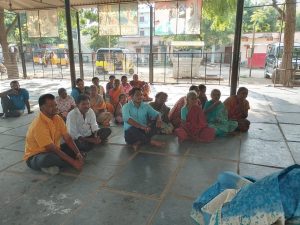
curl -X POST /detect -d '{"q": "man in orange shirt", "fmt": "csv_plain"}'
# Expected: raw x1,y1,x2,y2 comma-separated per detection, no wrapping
24,94,84,175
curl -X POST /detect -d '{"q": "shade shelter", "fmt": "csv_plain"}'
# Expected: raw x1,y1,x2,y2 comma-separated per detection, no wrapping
0,0,243,94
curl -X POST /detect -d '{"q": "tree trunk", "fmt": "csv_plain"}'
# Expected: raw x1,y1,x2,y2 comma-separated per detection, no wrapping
280,0,296,86
0,8,19,79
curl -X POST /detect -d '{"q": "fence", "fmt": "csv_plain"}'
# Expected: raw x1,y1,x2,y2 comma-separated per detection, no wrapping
0,51,238,85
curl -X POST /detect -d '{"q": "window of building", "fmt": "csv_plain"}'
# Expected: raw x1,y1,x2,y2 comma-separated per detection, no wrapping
140,30,145,36
140,16,144,22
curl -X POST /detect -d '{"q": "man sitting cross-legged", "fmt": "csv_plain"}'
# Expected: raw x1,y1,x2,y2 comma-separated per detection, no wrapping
24,94,84,175
122,87,165,150
66,94,111,151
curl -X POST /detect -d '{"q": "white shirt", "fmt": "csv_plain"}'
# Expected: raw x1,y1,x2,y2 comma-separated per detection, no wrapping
66,107,99,139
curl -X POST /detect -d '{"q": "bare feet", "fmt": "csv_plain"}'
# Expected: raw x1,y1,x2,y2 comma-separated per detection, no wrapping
150,140,166,148
132,141,141,151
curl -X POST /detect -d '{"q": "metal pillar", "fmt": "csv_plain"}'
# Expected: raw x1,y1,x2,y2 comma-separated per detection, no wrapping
65,0,76,88
76,11,84,79
149,4,154,83
230,0,244,96
17,13,27,79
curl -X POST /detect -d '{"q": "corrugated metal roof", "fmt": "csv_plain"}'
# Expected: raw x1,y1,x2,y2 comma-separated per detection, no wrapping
0,0,172,11
0,0,134,11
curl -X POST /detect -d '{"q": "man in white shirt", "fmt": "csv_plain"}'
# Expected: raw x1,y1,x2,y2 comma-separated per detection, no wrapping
66,94,111,152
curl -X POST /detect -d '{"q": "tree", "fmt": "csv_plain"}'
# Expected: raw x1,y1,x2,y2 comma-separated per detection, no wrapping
272,0,296,86
0,8,19,79
80,9,118,51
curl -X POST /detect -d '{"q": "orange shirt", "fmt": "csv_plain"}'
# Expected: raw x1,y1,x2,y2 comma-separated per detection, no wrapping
24,112,68,160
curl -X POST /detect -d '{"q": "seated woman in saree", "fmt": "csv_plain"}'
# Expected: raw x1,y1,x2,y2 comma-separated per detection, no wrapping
169,85,200,129
129,74,152,101
115,93,127,124
55,88,75,121
174,91,215,143
149,92,174,134
224,87,250,132
90,85,112,127
191,164,300,225
109,79,124,108
204,89,238,137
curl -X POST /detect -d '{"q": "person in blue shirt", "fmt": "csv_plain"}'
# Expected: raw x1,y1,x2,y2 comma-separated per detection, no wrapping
122,87,165,150
0,80,33,118
71,78,90,102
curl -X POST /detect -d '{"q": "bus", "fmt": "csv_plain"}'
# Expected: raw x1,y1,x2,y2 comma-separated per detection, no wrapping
95,48,135,75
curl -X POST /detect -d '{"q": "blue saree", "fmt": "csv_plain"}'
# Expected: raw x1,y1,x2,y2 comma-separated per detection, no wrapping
191,164,300,225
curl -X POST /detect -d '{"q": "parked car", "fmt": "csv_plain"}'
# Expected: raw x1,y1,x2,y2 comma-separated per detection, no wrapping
264,42,300,78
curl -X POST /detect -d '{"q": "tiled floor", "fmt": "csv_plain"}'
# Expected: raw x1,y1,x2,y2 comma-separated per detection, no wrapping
0,79,299,224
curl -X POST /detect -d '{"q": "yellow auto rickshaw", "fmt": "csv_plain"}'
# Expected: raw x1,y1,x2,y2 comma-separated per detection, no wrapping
43,48,69,67
95,48,135,75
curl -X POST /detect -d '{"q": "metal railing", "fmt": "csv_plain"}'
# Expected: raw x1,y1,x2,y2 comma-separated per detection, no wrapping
0,51,237,85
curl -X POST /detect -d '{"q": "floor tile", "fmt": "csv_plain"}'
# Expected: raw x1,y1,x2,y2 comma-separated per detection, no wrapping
3,140,25,152
0,175,100,225
240,139,294,167
188,136,240,161
276,112,300,124
140,135,189,155
287,142,300,164
151,194,194,225
0,149,23,171
239,163,282,180
107,153,179,197
248,111,277,124
280,124,300,142
0,126,12,133
0,171,47,207
241,123,284,141
0,134,23,148
171,157,237,198
64,189,157,225
2,124,29,137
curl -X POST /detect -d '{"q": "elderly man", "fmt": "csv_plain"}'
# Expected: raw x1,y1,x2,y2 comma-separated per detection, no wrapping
24,94,84,175
66,94,111,152
0,80,33,118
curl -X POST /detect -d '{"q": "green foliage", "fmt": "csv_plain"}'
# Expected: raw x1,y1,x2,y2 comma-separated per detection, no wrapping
79,9,119,50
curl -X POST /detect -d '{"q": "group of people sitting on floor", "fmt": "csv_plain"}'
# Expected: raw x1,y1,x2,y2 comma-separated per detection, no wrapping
0,76,250,175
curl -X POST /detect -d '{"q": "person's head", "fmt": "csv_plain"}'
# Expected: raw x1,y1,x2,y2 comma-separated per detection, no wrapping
211,89,221,102
109,75,115,83
90,85,98,96
58,88,67,99
189,85,200,96
119,93,127,104
10,80,20,91
76,94,90,114
129,87,143,104
121,75,127,84
39,94,57,118
155,92,168,106
92,77,99,86
76,78,84,90
186,91,198,106
113,79,120,88
237,87,248,100
133,74,139,82
199,84,206,94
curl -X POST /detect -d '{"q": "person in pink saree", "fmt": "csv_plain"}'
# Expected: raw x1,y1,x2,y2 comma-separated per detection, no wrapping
175,91,215,143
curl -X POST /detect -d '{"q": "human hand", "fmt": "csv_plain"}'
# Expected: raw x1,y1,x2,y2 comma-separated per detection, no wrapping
92,136,101,144
73,159,84,170
156,119,162,128
213,100,221,106
76,152,84,161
